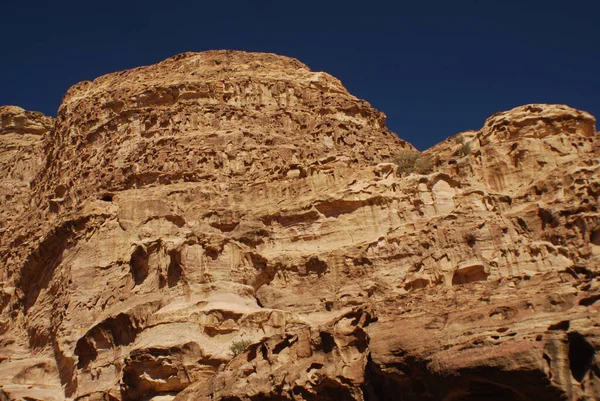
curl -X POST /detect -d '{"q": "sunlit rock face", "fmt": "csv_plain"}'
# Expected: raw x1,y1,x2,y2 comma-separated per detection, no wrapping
0,106,54,233
0,51,599,401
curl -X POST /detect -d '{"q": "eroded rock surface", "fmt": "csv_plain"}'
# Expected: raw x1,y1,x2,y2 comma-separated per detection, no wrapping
0,106,53,233
0,51,598,400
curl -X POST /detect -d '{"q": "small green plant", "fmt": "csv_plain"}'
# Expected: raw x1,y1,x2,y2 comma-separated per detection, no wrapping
393,150,433,175
455,136,471,157
229,339,252,356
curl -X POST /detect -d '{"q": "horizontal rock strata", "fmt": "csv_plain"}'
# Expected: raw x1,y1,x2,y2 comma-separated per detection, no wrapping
0,51,598,401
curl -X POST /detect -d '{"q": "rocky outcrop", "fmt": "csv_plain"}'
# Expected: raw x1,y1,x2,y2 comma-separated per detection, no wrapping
176,307,375,401
0,106,53,233
0,51,598,400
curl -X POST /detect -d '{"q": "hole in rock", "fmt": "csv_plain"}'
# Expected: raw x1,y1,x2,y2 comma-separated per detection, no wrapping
305,257,328,277
404,278,430,291
99,193,113,202
307,363,324,372
292,386,313,398
167,249,183,287
273,336,294,354
54,185,67,198
591,229,600,246
579,294,600,307
538,209,559,230
74,314,137,369
129,246,149,285
205,248,219,260
247,345,257,361
353,257,373,266
452,265,489,285
568,332,595,382
249,253,268,270
74,338,97,369
320,332,335,353
548,321,570,331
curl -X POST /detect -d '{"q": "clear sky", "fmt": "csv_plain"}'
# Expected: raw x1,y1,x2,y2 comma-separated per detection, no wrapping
1,0,598,150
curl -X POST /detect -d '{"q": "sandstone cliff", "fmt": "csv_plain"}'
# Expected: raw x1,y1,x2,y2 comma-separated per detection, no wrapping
0,106,53,235
0,50,598,401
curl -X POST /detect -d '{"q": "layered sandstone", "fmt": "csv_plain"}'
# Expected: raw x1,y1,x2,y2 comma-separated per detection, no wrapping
0,51,598,401
0,106,53,233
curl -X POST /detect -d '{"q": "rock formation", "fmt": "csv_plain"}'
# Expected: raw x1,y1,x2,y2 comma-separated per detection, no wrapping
0,50,598,401
0,106,53,235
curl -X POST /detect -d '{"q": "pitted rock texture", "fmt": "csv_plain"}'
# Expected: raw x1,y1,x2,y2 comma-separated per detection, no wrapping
0,106,54,233
0,51,599,401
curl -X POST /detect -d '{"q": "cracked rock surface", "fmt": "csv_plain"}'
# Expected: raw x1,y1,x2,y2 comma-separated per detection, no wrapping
0,51,599,400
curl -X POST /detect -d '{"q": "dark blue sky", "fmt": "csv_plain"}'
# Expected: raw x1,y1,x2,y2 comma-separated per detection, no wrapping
1,0,598,149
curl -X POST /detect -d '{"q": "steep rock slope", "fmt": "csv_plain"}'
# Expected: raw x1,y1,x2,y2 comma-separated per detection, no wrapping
0,51,598,401
0,106,53,233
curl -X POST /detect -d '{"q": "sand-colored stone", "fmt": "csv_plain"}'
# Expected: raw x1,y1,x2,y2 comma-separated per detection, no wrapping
0,106,53,235
0,51,598,400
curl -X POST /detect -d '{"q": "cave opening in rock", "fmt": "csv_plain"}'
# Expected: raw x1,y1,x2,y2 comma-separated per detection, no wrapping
74,337,98,369
99,193,114,202
129,246,149,285
320,332,335,353
567,332,595,382
452,265,489,285
167,249,183,287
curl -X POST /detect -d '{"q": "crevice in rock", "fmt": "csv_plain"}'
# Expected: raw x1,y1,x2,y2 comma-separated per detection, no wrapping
264,208,321,227
543,353,552,379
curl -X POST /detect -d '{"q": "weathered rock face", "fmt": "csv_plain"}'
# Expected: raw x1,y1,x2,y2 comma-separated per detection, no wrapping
0,106,54,233
0,51,599,401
